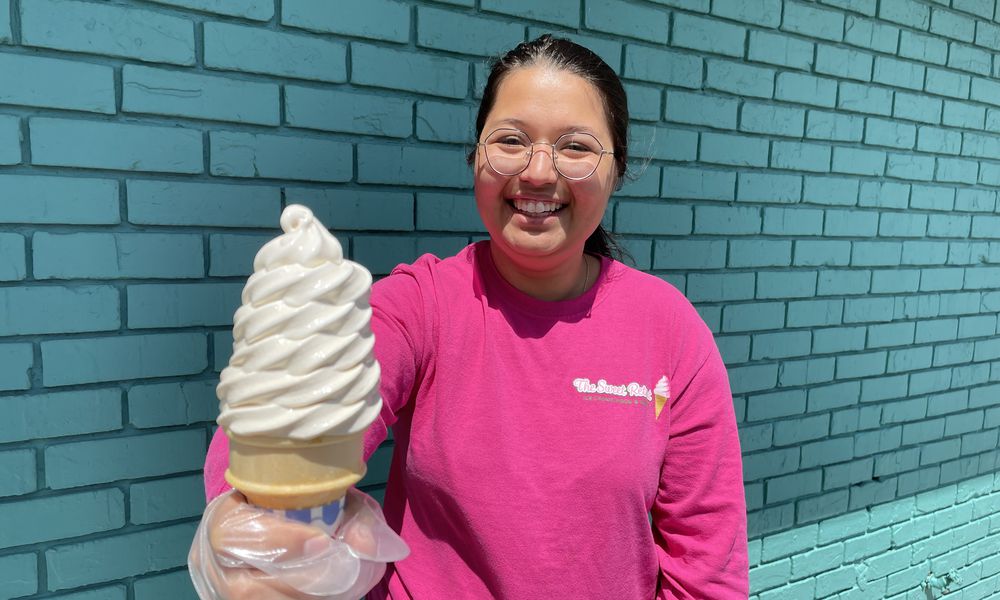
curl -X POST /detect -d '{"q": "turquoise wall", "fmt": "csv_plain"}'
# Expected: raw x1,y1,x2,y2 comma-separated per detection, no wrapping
0,0,998,598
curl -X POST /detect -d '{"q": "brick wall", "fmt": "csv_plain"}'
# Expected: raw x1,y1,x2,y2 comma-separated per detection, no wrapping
0,0,997,598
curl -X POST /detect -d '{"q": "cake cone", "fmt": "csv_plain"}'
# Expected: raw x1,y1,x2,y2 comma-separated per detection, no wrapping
226,431,367,510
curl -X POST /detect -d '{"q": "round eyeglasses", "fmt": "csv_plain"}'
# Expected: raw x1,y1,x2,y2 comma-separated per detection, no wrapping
477,128,614,181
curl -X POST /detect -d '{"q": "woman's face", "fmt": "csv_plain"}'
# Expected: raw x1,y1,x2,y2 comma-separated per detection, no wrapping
474,65,616,272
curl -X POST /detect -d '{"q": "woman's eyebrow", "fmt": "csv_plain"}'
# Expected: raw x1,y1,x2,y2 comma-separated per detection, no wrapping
491,117,601,136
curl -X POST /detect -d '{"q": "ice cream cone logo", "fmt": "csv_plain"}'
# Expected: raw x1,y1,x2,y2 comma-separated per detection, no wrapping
654,375,669,419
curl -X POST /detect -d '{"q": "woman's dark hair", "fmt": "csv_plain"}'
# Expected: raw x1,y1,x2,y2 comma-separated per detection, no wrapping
468,34,631,262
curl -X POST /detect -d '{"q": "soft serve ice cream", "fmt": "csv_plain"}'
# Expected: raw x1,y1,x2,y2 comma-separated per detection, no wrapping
217,204,382,440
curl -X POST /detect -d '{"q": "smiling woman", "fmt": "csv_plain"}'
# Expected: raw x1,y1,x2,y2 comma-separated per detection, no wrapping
196,34,749,600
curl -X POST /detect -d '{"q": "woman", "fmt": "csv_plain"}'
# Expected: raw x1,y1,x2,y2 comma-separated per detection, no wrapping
194,35,749,599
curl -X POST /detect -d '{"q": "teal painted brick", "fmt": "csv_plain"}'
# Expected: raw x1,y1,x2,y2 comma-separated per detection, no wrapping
148,0,273,20
924,68,971,99
127,283,242,328
416,193,484,232
767,469,822,503
728,364,778,394
0,232,25,280
131,474,204,524
917,126,962,155
282,0,407,42
0,489,125,548
839,82,892,116
617,166,662,197
750,557,790,593
867,322,915,349
894,295,941,322
875,448,921,477
664,91,738,129
48,586,127,600
623,45,702,88
686,273,755,302
859,181,909,209
879,213,927,237
922,438,963,466
673,13,745,57
972,215,1000,238
943,100,986,128
787,300,844,327
0,388,121,443
748,31,814,71
806,111,864,143
205,22,345,82
815,45,872,81
959,314,997,339
989,108,1000,132
945,410,984,436
40,333,207,387
134,570,199,600
799,489,851,523
843,16,899,54
737,173,802,204
855,426,902,458
764,207,824,237
286,188,414,232
0,343,33,392
955,189,997,212
210,131,351,182
357,144,469,188
0,0,8,41
483,0,579,28
418,7,524,55
956,0,996,19
817,270,871,295
662,166,735,200
722,302,786,332
949,241,990,265
879,0,930,29
782,1,844,41
214,330,233,371
127,180,280,228
778,357,836,387
886,153,935,181
416,101,474,144
584,0,667,44
123,65,279,125
353,234,469,275
623,84,662,122
701,133,768,167
741,103,804,137
937,157,979,184
209,233,273,277
771,141,831,172
931,7,975,42
948,43,992,76
837,351,888,379
729,240,792,268
824,209,879,237
910,185,954,210
775,72,837,107
757,271,817,299
0,175,119,224
871,269,920,293
712,0,781,27
45,430,206,489
0,114,21,165
963,132,1000,159
963,429,998,455
33,232,203,279
803,176,859,206
706,60,774,98
843,297,894,323
938,291,982,315
832,147,886,176
616,202,692,235
888,346,935,373
752,330,812,359
129,380,218,428
801,438,854,468
873,57,925,91
761,523,818,561
351,43,468,98
21,0,194,65
0,448,37,497
0,52,115,114
865,118,916,149
45,522,197,590
693,205,761,235
973,79,1000,108
974,338,1000,361
795,240,851,266
653,240,727,269
0,553,37,598
898,31,948,65
631,125,698,161
30,117,202,174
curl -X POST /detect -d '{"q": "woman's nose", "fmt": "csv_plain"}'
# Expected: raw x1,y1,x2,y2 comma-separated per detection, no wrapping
519,146,559,184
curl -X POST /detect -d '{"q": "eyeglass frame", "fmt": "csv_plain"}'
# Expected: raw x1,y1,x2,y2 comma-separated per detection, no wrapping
475,127,615,181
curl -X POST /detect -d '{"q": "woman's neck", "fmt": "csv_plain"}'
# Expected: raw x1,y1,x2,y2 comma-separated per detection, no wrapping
489,243,595,302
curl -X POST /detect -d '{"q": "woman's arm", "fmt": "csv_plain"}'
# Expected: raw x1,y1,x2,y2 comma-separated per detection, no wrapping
652,328,749,599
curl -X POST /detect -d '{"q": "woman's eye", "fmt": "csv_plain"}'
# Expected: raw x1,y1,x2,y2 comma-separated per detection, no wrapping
499,137,527,146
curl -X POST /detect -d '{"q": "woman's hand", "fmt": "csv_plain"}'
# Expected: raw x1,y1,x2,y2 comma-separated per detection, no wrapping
188,488,409,600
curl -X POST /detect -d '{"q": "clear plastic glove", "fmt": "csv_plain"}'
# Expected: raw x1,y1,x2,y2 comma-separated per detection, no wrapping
189,488,409,600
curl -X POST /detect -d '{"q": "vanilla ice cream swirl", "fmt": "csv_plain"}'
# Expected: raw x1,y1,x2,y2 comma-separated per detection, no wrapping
217,204,382,440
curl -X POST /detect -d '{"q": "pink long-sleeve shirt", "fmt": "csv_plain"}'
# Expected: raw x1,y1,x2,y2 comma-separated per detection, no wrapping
205,241,748,599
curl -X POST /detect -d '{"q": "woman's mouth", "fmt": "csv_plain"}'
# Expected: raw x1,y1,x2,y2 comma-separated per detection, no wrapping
510,199,566,217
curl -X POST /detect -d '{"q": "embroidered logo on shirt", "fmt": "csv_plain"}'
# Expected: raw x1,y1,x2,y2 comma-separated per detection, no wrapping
571,377,652,406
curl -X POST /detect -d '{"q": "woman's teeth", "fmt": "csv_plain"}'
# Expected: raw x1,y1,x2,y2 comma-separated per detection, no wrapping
512,199,563,214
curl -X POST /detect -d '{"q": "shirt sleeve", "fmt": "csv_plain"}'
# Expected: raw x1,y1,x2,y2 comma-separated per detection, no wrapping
652,323,749,599
203,262,429,503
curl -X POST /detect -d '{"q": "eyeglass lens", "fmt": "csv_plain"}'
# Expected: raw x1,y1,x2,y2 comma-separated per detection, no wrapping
483,129,606,179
